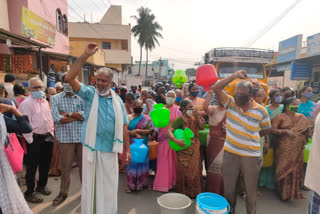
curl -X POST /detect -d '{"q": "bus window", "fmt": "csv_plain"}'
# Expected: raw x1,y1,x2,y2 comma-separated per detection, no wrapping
218,62,264,79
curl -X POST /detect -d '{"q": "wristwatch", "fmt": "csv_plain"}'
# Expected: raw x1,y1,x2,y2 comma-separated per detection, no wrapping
69,112,72,117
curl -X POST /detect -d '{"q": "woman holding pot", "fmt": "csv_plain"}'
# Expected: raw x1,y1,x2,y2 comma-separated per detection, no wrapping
167,99,204,198
153,91,181,192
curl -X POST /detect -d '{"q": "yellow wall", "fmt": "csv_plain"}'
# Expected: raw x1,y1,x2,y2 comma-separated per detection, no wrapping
106,63,122,71
70,39,105,66
70,38,128,67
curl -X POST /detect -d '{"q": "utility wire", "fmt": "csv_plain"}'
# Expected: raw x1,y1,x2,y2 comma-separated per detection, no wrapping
246,0,303,47
69,0,87,16
99,0,109,8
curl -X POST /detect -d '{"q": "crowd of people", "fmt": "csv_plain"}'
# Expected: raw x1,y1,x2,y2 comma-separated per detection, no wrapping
0,43,320,214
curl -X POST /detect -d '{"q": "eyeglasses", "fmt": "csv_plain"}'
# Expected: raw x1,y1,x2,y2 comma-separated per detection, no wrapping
32,86,44,90
255,94,265,98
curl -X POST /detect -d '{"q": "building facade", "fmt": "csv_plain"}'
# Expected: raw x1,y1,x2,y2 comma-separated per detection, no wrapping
0,0,71,86
69,5,131,84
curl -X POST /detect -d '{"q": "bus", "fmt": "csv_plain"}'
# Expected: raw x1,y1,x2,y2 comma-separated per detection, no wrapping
205,47,274,96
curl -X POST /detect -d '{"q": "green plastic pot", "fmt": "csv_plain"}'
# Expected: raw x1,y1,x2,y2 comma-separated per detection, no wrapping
198,124,210,147
304,138,312,163
172,70,187,88
150,103,170,128
169,128,194,151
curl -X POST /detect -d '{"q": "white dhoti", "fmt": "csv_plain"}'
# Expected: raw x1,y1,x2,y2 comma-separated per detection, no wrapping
82,147,119,214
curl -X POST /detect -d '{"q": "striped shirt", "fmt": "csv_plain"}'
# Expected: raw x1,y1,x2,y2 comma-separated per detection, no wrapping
222,95,271,157
50,92,85,143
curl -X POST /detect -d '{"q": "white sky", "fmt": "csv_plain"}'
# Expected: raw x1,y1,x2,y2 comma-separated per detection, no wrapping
69,0,320,70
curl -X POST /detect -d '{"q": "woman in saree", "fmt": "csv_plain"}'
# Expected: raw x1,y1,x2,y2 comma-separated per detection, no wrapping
271,97,310,200
168,99,204,198
259,89,283,189
298,86,316,119
125,100,152,192
153,91,181,192
203,87,226,195
124,92,134,115
187,83,205,112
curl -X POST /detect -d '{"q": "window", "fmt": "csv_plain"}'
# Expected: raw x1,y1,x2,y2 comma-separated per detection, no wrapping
56,9,62,32
62,15,68,35
102,42,111,49
218,62,264,79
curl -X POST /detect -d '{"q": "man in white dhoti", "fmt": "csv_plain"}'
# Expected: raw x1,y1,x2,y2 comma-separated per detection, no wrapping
65,43,131,214
305,114,320,214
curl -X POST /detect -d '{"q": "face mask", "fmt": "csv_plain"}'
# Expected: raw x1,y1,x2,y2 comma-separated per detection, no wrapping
176,97,182,103
166,97,175,105
273,95,282,104
98,89,110,96
133,107,143,114
32,90,45,99
304,92,313,100
288,105,299,113
190,91,199,97
234,95,250,106
186,109,193,117
63,83,73,94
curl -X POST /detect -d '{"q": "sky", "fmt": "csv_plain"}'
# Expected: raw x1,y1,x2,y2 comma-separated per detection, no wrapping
68,0,320,70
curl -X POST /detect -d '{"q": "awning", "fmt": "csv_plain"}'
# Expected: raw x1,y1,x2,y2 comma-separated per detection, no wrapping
0,28,50,48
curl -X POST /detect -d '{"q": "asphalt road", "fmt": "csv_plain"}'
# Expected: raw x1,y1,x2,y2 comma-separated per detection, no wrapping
22,167,310,214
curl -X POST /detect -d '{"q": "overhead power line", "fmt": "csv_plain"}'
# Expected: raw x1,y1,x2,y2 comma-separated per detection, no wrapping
246,0,303,47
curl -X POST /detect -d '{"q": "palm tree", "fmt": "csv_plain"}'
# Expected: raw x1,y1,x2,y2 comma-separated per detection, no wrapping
131,7,151,76
132,7,162,81
144,13,163,83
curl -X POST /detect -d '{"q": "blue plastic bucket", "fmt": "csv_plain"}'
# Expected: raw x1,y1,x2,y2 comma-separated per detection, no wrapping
196,193,230,214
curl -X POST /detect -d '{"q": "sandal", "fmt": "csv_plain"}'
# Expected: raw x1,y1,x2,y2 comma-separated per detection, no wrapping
52,193,68,206
125,187,132,193
240,192,247,201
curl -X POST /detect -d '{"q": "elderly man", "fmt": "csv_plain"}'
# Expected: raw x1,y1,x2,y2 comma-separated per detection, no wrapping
18,77,54,203
65,43,130,214
213,70,271,214
50,74,84,206
130,85,140,100
46,87,56,103
55,82,63,94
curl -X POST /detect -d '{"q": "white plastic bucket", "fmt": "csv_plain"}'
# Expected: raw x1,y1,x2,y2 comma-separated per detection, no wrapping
157,193,192,214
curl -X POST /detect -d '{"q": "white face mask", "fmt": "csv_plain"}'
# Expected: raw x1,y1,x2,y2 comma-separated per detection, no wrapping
98,89,110,96
166,97,175,105
186,109,193,117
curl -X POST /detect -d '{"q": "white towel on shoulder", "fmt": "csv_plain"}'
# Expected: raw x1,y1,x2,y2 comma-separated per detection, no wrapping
84,88,124,163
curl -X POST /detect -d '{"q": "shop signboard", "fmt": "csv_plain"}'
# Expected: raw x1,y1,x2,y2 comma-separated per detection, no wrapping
307,33,320,57
21,6,56,45
277,35,303,63
290,61,312,81
277,63,291,72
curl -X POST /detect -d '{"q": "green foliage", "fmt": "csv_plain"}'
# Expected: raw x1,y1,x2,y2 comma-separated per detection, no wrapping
132,7,163,78
185,68,196,76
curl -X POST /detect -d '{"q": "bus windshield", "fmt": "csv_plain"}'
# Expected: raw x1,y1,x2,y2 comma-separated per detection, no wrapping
218,62,264,79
